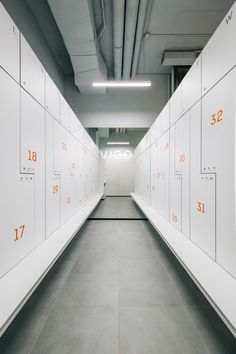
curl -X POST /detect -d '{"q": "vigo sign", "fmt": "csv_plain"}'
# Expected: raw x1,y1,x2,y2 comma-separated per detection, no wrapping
100,150,133,160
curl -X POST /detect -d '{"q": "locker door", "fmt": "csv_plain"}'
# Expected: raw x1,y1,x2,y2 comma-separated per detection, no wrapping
61,175,75,223
150,143,158,211
60,96,71,131
53,120,67,174
144,148,151,205
170,84,182,126
170,126,181,230
202,68,236,275
0,3,20,82
160,102,170,135
182,55,201,114
21,89,45,244
151,118,161,144
202,2,236,95
46,176,61,236
20,89,45,174
0,68,35,277
159,131,170,221
45,73,60,121
46,113,61,237
191,102,216,259
175,112,190,237
21,35,45,106
76,141,84,210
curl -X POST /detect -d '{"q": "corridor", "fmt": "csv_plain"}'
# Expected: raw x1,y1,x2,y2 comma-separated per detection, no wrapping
0,197,235,353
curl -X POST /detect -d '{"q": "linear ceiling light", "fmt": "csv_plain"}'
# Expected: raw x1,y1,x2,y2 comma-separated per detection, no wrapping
107,142,130,145
93,81,151,88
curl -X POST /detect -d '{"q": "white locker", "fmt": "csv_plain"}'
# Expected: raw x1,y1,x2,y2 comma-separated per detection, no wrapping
160,102,170,135
45,113,61,237
170,83,182,126
60,96,71,131
150,117,161,145
191,102,216,259
159,132,169,221
150,142,159,212
21,35,45,106
0,3,20,82
202,2,236,95
169,126,181,230
21,89,46,244
0,68,36,278
20,89,45,174
53,120,68,174
175,112,190,237
202,68,236,275
181,55,201,114
61,175,75,223
46,176,61,237
45,73,60,121
75,141,84,211
170,175,182,231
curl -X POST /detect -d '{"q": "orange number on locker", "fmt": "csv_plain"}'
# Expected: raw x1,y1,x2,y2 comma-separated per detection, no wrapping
53,185,59,194
14,224,25,241
62,143,67,151
165,143,169,150
179,154,185,163
28,150,37,161
197,202,205,214
67,197,71,204
210,109,223,126
172,214,178,223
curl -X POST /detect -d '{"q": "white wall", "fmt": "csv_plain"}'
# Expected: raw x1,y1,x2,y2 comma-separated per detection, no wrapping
65,74,170,128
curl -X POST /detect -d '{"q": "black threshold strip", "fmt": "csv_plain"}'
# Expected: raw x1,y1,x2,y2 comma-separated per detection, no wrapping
88,217,148,220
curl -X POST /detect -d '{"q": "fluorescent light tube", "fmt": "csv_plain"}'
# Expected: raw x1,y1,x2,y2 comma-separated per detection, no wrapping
107,142,130,145
93,81,151,88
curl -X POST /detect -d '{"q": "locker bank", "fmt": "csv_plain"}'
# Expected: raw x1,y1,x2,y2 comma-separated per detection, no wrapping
0,0,236,353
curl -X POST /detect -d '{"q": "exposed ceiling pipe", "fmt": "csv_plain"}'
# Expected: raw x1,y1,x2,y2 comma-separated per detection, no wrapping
123,0,140,79
113,0,125,80
131,0,149,78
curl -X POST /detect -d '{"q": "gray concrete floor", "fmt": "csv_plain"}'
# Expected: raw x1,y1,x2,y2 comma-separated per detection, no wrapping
89,196,146,219
1,197,236,353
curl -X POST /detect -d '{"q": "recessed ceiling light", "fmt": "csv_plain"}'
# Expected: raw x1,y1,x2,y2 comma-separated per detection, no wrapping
107,142,130,145
93,81,151,88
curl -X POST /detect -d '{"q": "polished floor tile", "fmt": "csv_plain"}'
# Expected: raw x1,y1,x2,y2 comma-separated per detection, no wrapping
0,197,235,354
119,258,183,306
119,306,208,354
31,306,119,354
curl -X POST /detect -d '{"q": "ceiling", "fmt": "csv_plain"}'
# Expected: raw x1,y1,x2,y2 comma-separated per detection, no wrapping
26,0,234,91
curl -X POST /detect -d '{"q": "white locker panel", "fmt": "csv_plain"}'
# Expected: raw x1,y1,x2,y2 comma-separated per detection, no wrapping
150,142,159,212
53,120,68,174
60,96,71,131
170,175,182,231
0,69,36,277
21,89,46,244
0,3,19,82
45,73,60,121
20,89,45,174
170,83,182,126
46,176,61,237
21,35,45,106
46,113,61,237
202,2,236,95
202,69,236,275
159,132,169,221
182,55,201,114
169,126,181,230
175,112,190,237
191,102,216,259
160,102,170,135
61,175,75,223
75,141,84,211
150,118,161,145
144,148,151,205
